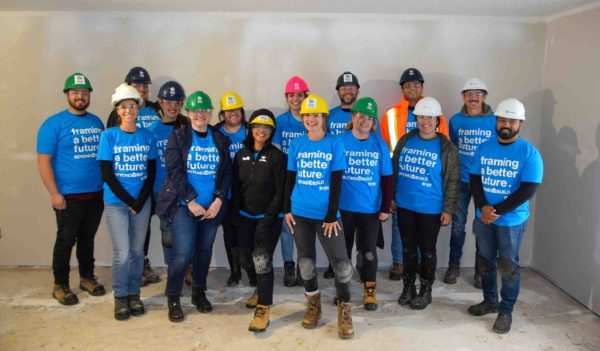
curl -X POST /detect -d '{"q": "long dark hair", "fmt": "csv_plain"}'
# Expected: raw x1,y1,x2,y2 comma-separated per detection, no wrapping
242,124,275,151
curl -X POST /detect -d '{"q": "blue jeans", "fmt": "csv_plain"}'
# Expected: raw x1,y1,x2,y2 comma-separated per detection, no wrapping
449,182,472,267
166,206,220,295
279,221,295,262
105,201,151,298
391,211,403,263
473,216,527,314
154,193,173,266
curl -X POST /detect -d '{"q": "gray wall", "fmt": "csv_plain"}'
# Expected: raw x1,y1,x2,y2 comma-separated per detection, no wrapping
0,12,547,269
533,8,600,315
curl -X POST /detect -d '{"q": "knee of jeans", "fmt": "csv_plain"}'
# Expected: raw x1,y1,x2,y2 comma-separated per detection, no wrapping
297,258,316,280
253,253,272,274
112,249,129,265
476,254,493,276
363,250,376,262
497,256,518,282
333,259,353,284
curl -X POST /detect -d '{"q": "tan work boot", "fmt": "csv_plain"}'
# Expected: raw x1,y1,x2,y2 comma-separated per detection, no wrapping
363,282,377,311
301,292,322,329
245,289,258,309
248,304,270,332
52,284,79,306
389,262,404,280
338,301,355,339
80,276,106,296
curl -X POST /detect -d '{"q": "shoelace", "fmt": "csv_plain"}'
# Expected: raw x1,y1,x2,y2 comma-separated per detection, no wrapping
255,307,267,318
366,287,376,299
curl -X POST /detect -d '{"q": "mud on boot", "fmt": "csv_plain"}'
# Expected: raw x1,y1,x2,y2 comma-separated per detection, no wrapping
301,292,322,329
338,302,354,339
409,279,433,310
192,286,212,313
52,284,79,306
128,294,145,316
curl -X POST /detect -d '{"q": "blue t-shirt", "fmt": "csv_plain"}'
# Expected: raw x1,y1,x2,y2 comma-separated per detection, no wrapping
97,127,158,205
273,111,306,155
340,131,393,213
37,110,105,195
148,121,174,194
449,112,496,182
328,106,352,136
186,130,220,208
395,135,443,214
218,124,246,160
405,108,417,134
136,106,161,129
471,138,543,226
287,134,346,220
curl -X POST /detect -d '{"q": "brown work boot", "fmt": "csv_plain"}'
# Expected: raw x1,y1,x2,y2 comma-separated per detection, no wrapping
245,289,258,309
301,292,322,329
248,304,270,333
52,284,79,306
80,277,106,296
338,302,355,339
363,282,377,311
389,262,403,281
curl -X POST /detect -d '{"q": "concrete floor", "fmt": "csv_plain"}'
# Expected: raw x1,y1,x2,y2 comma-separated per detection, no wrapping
0,267,598,351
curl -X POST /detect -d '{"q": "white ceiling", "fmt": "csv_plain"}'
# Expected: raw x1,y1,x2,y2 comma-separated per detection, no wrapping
1,0,599,20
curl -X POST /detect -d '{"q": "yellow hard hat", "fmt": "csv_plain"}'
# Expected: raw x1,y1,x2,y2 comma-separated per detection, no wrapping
300,94,329,115
220,91,244,111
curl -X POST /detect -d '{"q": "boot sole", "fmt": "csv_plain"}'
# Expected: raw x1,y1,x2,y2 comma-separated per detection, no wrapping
338,331,355,339
79,284,106,296
248,321,269,333
301,322,318,329
169,316,184,323
443,277,457,284
130,309,145,316
115,313,130,321
364,303,378,311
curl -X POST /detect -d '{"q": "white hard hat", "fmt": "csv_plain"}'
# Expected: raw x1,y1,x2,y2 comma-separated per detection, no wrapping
462,78,488,93
414,96,442,117
111,83,143,108
495,98,525,120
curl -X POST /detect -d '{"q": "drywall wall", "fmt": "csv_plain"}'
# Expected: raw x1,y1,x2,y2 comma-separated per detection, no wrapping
533,8,600,314
0,11,546,268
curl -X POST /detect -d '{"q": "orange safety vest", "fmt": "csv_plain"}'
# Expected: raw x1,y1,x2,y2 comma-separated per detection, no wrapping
380,96,449,154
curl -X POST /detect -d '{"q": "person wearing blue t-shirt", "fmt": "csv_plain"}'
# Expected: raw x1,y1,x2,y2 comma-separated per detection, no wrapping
392,97,459,311
467,98,543,334
214,91,250,288
444,78,496,288
283,94,354,339
97,84,157,321
273,76,310,287
339,97,392,311
327,71,360,137
37,73,105,306
157,91,232,323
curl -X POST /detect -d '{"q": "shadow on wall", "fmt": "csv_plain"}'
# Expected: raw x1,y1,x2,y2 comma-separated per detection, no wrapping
534,89,600,313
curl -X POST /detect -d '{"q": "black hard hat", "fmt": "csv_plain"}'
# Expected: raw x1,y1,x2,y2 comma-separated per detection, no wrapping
124,66,152,84
336,71,360,90
399,68,424,86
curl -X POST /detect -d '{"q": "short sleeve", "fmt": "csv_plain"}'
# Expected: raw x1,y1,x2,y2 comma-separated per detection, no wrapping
521,147,543,183
96,131,113,161
379,137,393,176
36,118,59,156
331,138,346,171
287,138,297,171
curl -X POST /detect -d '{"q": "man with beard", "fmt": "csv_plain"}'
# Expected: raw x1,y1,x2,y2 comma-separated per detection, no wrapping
443,78,495,288
379,68,449,282
37,73,106,305
327,71,360,136
467,98,543,334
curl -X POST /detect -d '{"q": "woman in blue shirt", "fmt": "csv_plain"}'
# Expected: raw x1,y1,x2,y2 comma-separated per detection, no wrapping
97,84,157,321
283,94,354,339
159,91,232,323
339,97,393,311
392,97,459,310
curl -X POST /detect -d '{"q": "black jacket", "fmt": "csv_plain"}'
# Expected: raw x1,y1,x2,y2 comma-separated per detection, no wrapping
232,144,286,225
155,124,232,222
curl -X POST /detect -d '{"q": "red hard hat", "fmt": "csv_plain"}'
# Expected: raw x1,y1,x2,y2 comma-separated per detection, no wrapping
284,76,309,94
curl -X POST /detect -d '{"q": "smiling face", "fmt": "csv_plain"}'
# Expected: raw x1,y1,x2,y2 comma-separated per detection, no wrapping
302,113,325,133
496,116,522,142
401,80,423,104
188,109,212,131
338,85,359,106
462,90,486,114
223,108,242,127
251,124,273,145
131,83,150,101
416,115,438,139
351,112,375,134
116,99,139,126
286,92,307,114
66,88,90,112
159,99,183,120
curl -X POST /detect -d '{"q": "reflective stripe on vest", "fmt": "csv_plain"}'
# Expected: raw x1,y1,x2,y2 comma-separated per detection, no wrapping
387,108,398,155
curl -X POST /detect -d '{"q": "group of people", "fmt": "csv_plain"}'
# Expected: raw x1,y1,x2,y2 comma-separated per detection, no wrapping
36,66,543,338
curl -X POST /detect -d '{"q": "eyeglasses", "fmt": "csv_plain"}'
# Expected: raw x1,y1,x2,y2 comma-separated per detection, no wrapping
463,91,485,98
118,104,138,110
416,115,435,120
251,124,272,131
189,109,211,115
403,82,422,89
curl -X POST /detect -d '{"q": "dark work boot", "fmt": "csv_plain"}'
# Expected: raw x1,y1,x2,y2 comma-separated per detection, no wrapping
468,301,499,316
443,266,460,284
410,279,433,310
389,262,404,281
141,258,160,287
295,264,304,287
128,295,145,316
283,261,296,287
323,264,335,279
397,275,416,305
167,295,184,322
226,248,242,287
192,287,212,313
493,313,512,334
114,297,130,321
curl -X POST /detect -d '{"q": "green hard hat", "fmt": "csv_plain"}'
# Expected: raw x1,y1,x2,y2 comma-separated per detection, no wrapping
63,73,93,92
352,97,378,120
186,91,213,111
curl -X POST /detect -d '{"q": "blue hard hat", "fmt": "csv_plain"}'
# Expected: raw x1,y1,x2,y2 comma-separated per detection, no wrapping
158,81,185,101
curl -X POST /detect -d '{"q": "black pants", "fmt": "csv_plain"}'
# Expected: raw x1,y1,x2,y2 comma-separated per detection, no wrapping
143,193,156,257
293,215,352,302
341,210,380,282
238,216,282,305
396,208,441,281
53,196,103,285
222,204,238,252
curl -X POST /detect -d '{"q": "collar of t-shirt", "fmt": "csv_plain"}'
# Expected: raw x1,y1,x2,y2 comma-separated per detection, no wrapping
193,129,208,138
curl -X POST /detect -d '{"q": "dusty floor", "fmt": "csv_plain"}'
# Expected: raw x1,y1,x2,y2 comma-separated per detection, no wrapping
0,267,598,351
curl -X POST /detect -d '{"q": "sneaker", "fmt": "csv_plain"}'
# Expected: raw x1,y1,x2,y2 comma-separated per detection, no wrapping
323,265,335,279
128,295,145,316
142,258,160,287
468,301,499,316
443,266,460,285
493,313,512,334
79,276,106,296
388,262,403,281
52,284,79,306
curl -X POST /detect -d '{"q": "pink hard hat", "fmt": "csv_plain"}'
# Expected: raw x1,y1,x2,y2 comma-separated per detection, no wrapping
284,76,309,94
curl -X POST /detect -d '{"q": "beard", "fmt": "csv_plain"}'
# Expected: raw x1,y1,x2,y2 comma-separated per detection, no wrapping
339,94,357,106
497,127,520,140
69,98,90,112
